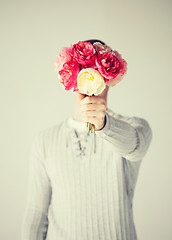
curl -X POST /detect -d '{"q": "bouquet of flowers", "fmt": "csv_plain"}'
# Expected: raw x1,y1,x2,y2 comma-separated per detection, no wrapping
54,40,127,133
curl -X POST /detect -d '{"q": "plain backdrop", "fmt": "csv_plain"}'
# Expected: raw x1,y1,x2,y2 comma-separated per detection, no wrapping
0,0,172,239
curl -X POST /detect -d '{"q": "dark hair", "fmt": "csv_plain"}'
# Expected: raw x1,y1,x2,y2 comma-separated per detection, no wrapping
83,39,106,45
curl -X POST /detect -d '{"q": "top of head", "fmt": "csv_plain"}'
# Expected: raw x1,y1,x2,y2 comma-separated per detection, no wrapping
83,39,106,46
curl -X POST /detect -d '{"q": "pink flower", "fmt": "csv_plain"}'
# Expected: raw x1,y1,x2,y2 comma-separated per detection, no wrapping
54,44,73,72
93,42,112,54
72,41,97,68
95,50,127,87
59,61,80,92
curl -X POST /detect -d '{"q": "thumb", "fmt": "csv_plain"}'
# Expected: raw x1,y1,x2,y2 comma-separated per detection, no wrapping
76,91,87,101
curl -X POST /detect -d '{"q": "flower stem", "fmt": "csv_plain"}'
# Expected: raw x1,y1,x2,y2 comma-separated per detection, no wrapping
87,122,95,133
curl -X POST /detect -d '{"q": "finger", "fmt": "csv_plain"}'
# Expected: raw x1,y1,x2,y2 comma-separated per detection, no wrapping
80,103,106,112
82,110,105,119
82,115,105,128
80,96,105,105
82,115,97,126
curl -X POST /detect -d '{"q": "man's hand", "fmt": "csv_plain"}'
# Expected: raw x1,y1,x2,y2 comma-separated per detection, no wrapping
80,95,107,131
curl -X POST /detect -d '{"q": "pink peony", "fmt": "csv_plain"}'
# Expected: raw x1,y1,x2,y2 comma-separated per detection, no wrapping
93,42,112,54
95,50,127,87
59,61,80,92
54,44,73,72
72,41,97,68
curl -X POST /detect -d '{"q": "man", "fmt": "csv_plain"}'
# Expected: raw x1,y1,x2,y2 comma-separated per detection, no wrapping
21,40,152,240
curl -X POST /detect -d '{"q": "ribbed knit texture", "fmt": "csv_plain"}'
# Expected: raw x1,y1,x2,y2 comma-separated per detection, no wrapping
21,108,152,240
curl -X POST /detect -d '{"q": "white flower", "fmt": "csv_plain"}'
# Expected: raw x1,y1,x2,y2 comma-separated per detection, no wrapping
77,68,106,96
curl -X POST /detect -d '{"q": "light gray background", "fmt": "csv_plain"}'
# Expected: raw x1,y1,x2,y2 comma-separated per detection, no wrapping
0,0,172,239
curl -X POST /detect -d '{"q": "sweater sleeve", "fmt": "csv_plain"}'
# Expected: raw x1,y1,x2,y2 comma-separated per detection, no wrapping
95,110,153,162
21,132,52,240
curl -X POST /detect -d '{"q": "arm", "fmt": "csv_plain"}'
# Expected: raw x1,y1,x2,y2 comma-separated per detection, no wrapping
95,110,153,162
21,132,52,240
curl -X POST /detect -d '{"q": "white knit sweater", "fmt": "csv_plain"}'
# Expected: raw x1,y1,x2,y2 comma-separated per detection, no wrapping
21,108,152,240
